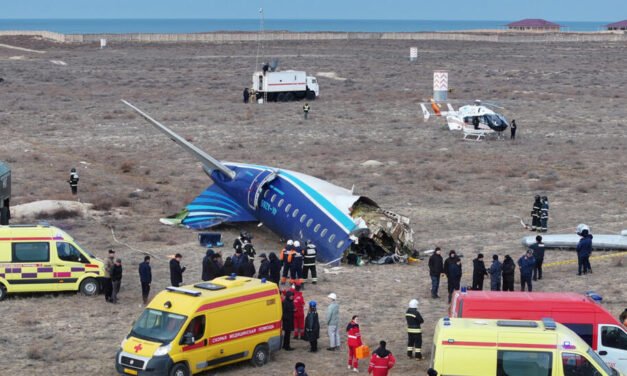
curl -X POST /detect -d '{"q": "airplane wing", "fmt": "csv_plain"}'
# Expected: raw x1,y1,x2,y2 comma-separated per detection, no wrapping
160,184,257,229
122,100,236,180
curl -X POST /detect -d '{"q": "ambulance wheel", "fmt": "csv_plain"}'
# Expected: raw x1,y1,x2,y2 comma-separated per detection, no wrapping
284,92,294,102
306,90,316,100
80,278,99,296
0,284,6,301
169,363,190,376
277,93,286,102
251,344,269,367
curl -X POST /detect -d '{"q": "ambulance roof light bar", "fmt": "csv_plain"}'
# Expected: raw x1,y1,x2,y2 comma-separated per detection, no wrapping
541,318,557,330
496,320,538,328
166,286,202,297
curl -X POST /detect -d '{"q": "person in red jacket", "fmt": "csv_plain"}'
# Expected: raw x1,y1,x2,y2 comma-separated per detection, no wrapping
368,340,396,376
293,283,306,339
346,315,363,372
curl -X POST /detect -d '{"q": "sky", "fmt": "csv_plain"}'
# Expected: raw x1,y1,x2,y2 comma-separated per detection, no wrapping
1,0,625,21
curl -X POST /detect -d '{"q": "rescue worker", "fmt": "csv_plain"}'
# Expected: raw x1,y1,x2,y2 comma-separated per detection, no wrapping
405,299,424,360
258,253,270,281
169,253,186,287
518,249,536,292
294,362,308,376
471,253,487,291
268,252,282,284
282,291,295,351
290,240,304,285
138,255,151,305
488,254,502,291
428,247,444,299
293,283,306,340
326,292,341,351
303,243,318,285
280,240,293,284
243,239,256,258
233,231,251,254
303,102,311,120
540,196,549,232
305,300,320,352
444,250,462,304
103,249,115,302
502,255,516,291
346,315,363,372
110,258,123,304
577,229,593,275
510,119,517,140
531,195,542,231
368,340,396,376
530,235,545,281
68,167,79,195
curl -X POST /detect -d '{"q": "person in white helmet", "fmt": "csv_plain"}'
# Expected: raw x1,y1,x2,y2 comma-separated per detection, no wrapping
326,292,341,351
405,299,424,360
280,240,294,284
290,240,304,285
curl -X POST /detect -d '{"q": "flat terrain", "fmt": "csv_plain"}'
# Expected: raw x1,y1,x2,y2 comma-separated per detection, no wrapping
0,35,625,375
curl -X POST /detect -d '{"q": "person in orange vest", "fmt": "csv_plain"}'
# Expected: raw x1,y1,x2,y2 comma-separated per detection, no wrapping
280,240,293,284
293,282,306,340
368,340,396,376
346,315,363,372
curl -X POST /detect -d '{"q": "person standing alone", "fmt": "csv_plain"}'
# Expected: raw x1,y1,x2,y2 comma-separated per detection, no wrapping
405,299,424,360
169,253,186,287
428,247,444,298
326,293,340,351
577,229,593,275
110,258,123,304
68,167,79,195
138,255,151,305
510,119,517,140
303,103,311,120
530,235,545,281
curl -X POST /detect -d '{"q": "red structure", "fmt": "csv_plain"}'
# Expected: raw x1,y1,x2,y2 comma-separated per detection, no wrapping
507,19,561,31
606,20,627,31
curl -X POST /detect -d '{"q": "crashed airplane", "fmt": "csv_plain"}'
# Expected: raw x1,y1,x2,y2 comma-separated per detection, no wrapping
122,100,415,264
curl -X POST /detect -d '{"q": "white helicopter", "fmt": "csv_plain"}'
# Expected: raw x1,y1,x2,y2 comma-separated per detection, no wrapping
420,99,510,141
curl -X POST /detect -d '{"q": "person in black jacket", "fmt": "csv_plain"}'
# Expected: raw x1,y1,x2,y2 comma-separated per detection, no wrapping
488,255,502,291
510,119,517,140
305,300,320,352
222,256,234,276
502,255,516,291
531,195,542,231
282,291,295,351
201,249,219,281
444,250,462,303
268,252,282,285
231,248,249,276
138,255,151,305
243,258,256,277
428,247,444,299
471,253,487,291
169,253,186,287
529,235,545,281
111,258,123,304
258,253,270,280
406,299,424,359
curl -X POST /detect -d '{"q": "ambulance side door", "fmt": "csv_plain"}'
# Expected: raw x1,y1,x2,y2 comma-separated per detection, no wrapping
53,242,89,291
10,242,54,292
597,324,627,373
179,314,213,373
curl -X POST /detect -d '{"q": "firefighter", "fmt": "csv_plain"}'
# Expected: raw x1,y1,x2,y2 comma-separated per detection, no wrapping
530,235,545,281
290,240,304,285
68,167,79,195
531,195,542,231
293,283,306,340
368,340,396,376
303,243,318,285
233,231,251,254
280,240,293,284
540,196,549,232
405,299,424,360
303,103,311,120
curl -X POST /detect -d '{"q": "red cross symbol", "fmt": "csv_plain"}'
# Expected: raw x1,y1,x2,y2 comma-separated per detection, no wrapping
134,343,143,353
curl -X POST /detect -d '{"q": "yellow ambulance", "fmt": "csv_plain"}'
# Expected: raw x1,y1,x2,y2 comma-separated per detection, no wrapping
431,317,622,376
116,276,282,376
0,224,105,300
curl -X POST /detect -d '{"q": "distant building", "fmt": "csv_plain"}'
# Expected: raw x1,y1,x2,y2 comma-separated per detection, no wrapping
507,19,561,31
606,20,627,31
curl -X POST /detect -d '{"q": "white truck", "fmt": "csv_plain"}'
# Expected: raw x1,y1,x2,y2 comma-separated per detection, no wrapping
251,70,319,102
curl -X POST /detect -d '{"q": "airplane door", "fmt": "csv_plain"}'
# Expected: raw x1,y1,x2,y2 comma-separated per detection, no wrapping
598,325,627,373
247,170,277,210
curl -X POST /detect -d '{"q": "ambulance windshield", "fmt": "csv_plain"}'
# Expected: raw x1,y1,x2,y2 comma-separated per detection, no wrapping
586,348,615,375
131,309,187,343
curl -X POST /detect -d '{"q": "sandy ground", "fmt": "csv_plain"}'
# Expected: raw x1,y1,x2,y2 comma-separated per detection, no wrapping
0,35,625,375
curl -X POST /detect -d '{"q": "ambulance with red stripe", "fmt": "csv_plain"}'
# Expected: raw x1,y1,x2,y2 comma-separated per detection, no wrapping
431,317,622,376
0,224,105,300
116,276,282,376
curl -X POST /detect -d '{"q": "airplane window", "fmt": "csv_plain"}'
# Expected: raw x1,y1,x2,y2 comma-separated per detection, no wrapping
285,204,292,213
320,229,328,237
337,240,345,249
328,234,336,243
300,214,307,223
292,208,299,218
270,194,277,203
314,224,321,232
278,199,284,207
306,219,313,227
264,190,269,198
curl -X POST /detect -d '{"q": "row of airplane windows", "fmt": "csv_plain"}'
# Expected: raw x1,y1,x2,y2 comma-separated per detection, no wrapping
264,189,345,249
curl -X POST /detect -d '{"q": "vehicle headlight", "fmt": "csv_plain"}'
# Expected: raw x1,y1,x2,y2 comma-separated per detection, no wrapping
153,343,171,357
120,338,128,348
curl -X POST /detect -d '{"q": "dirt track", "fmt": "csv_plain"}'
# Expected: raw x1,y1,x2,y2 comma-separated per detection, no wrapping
0,35,625,375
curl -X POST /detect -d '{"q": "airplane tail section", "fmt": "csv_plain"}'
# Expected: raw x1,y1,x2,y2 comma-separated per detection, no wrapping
160,184,257,229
